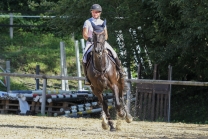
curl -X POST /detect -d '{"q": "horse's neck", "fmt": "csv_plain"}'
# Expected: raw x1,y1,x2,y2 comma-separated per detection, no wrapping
93,51,108,72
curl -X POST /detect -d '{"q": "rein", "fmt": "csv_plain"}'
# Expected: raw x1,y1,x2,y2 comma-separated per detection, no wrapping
92,48,110,78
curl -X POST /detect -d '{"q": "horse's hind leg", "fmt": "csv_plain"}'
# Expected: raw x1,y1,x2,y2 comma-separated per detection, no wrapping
114,89,126,118
115,99,126,118
120,97,133,123
114,89,126,130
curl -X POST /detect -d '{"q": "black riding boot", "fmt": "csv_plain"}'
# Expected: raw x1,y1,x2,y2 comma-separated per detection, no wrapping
114,57,125,78
82,62,91,85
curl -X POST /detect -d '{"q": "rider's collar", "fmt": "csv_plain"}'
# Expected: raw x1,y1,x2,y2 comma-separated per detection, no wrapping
91,17,100,22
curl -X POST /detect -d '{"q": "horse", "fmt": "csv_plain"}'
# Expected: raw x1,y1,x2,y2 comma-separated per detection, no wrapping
86,21,133,131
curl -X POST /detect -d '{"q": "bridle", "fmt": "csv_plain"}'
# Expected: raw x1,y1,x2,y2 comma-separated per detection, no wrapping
92,30,106,56
92,30,109,76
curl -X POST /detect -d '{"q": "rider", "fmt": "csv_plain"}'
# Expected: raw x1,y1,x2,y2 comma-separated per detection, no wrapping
82,4,125,84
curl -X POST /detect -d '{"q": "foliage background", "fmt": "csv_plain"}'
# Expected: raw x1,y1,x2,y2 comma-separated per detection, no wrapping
0,0,208,123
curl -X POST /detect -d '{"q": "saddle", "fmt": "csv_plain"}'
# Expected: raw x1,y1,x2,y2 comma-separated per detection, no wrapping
86,49,116,68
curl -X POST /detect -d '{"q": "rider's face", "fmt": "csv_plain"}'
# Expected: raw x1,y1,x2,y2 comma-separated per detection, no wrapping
91,10,101,19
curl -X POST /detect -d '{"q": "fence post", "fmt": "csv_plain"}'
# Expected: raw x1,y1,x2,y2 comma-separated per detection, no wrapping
75,40,82,90
6,61,10,92
167,65,172,122
9,13,13,39
151,64,158,121
134,63,141,117
124,68,131,113
41,78,47,115
35,65,40,90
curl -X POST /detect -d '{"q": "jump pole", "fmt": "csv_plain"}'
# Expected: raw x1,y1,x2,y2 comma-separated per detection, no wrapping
41,78,47,115
75,40,82,90
80,39,85,55
60,42,69,91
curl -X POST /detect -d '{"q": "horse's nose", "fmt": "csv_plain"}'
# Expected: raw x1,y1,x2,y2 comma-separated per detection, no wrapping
96,47,102,53
96,49,101,54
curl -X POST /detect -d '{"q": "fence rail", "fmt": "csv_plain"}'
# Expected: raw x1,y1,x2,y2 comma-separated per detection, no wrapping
0,72,208,118
0,72,208,86
126,79,208,86
0,72,85,81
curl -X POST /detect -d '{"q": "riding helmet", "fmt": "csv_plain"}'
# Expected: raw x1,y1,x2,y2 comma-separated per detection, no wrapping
90,4,102,12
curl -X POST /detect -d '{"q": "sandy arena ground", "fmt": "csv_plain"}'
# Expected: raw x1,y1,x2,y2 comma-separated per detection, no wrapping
0,115,207,139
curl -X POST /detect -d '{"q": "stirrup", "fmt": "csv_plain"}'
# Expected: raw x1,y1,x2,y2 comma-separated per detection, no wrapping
84,77,91,85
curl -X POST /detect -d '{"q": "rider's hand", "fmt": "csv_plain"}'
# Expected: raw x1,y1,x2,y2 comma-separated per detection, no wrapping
87,37,93,42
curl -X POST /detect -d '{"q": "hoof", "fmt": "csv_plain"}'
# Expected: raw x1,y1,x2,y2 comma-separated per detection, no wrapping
108,120,116,132
102,122,109,130
110,127,116,132
117,111,126,118
125,114,133,123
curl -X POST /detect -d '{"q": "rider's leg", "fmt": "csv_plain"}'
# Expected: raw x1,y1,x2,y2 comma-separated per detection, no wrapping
105,42,125,78
82,43,93,85
114,57,125,78
82,62,90,84
84,41,92,53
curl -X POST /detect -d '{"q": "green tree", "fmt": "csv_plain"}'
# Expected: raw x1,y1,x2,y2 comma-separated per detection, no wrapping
47,0,208,123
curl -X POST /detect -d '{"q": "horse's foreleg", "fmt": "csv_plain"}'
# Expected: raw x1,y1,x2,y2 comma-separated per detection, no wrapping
101,110,108,130
103,99,116,131
98,94,116,131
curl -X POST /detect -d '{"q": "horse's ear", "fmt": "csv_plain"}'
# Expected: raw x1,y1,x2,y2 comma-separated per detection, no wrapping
91,21,103,31
91,21,96,29
91,20,105,33
102,19,106,28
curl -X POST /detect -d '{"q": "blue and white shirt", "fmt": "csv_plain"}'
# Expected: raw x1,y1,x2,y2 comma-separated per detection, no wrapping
83,17,106,39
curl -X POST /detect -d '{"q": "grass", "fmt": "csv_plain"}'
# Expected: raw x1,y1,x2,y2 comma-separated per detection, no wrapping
0,29,82,91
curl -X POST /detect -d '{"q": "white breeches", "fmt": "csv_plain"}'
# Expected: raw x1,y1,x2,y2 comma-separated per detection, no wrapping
82,41,117,63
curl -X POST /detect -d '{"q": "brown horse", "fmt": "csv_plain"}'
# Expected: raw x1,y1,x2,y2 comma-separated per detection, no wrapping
86,21,133,131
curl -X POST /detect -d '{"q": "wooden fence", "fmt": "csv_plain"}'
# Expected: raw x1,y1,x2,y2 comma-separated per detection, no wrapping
0,67,208,121
134,64,171,121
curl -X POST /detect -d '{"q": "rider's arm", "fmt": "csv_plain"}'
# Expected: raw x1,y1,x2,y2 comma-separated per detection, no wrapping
83,27,89,40
104,28,108,40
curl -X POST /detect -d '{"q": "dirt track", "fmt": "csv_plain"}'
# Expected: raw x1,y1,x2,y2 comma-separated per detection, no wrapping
0,115,207,139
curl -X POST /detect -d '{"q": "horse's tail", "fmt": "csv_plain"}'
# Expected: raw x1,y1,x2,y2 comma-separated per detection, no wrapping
120,78,129,94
